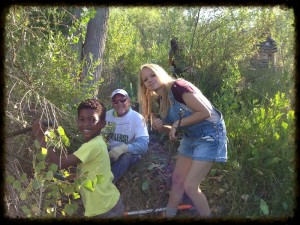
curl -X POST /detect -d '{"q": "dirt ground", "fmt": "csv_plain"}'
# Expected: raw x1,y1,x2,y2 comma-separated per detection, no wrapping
114,132,229,219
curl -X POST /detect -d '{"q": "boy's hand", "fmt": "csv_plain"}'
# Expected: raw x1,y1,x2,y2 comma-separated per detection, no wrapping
109,143,128,161
31,119,47,141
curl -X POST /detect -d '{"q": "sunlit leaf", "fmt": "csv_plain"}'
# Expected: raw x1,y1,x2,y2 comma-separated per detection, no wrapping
287,110,294,120
73,192,80,199
63,170,70,177
281,121,288,129
62,135,70,146
57,126,65,136
46,130,57,139
42,147,48,155
274,132,280,140
46,207,53,214
83,180,95,192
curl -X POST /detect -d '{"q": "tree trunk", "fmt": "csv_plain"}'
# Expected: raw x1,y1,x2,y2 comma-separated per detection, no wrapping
71,7,84,61
82,7,109,96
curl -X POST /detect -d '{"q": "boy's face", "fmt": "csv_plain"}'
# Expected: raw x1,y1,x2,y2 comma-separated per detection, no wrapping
77,108,105,142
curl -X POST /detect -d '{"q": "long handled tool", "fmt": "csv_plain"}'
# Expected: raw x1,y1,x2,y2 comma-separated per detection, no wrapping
123,204,192,217
6,121,54,138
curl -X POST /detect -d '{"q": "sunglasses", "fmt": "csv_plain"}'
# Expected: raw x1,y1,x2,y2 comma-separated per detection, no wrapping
112,98,127,104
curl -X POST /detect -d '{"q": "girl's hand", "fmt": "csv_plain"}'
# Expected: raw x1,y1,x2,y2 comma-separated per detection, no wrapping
169,125,177,140
151,113,163,130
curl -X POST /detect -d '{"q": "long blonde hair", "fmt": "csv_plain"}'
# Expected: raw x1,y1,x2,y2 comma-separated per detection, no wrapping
138,63,176,126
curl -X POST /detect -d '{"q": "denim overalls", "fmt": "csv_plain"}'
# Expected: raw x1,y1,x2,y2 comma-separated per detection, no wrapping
163,90,227,162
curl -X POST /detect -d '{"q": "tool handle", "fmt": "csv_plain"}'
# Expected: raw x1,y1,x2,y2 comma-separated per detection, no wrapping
6,121,54,138
123,204,192,217
177,204,192,210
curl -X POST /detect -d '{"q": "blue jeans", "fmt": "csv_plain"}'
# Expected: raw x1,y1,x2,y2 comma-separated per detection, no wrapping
92,197,124,218
110,153,141,183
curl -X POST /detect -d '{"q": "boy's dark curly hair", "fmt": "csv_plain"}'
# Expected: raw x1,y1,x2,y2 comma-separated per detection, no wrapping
77,99,106,121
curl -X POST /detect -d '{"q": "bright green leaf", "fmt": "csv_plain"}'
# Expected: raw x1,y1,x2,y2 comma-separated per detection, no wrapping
281,121,288,130
42,147,48,155
62,135,70,147
287,110,294,120
83,180,95,192
57,126,65,136
73,192,80,199
47,130,57,139
63,170,70,177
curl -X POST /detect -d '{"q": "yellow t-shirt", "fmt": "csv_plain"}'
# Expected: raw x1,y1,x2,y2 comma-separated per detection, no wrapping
73,135,120,217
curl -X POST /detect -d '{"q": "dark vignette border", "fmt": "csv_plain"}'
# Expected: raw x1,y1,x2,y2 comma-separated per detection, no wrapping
0,0,298,225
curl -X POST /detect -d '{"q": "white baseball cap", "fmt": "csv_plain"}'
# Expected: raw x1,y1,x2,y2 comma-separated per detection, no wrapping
111,89,129,99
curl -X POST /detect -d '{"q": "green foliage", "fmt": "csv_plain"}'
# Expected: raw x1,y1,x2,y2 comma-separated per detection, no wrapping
222,91,295,217
6,124,84,217
6,6,102,115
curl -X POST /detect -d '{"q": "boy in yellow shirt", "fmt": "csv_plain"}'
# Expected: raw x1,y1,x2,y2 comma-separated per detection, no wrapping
32,99,124,218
